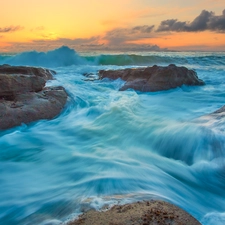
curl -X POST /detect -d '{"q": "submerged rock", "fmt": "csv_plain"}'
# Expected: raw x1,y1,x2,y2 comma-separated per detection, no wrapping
99,64,205,92
0,65,67,130
212,105,225,114
68,200,201,225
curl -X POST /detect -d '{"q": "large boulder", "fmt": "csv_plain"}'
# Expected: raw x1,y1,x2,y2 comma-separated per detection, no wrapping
99,64,205,92
0,65,67,130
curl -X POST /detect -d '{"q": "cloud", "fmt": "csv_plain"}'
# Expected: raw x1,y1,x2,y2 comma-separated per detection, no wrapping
3,33,167,52
80,43,105,48
132,25,155,33
103,43,166,52
0,26,23,33
104,25,155,45
3,36,102,52
51,37,100,45
157,9,225,32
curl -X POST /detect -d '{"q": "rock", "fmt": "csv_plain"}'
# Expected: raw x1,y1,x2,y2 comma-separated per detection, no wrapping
67,200,201,225
0,65,67,130
197,105,225,122
212,105,225,114
0,86,67,130
193,105,225,135
99,64,205,92
0,64,55,81
0,74,46,97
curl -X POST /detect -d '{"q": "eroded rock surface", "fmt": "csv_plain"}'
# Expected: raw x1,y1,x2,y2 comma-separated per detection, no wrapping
68,200,201,225
0,65,67,130
99,64,205,92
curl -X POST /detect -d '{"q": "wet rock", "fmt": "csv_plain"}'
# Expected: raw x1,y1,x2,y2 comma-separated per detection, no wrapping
0,86,67,130
0,65,67,130
99,64,205,92
0,64,55,80
0,74,46,97
212,105,225,114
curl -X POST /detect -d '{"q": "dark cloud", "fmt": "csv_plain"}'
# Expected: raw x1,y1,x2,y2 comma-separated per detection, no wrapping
157,19,188,32
132,25,155,33
208,9,225,31
157,9,225,32
105,25,154,45
0,26,23,33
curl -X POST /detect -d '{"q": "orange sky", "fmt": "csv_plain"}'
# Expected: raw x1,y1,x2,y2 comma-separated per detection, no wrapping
0,0,225,52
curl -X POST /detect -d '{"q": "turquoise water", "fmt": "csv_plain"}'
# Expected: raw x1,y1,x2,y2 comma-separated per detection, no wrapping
0,47,225,225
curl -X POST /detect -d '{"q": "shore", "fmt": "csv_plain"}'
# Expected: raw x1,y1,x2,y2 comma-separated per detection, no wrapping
67,200,201,225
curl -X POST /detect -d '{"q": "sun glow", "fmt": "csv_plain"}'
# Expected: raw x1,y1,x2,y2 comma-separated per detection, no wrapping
0,0,225,52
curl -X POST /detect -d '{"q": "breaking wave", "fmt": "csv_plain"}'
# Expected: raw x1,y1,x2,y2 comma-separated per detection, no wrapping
1,46,86,67
1,46,225,68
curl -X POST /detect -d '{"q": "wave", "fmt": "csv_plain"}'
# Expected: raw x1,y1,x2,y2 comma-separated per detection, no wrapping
85,54,225,67
0,46,225,68
84,54,189,66
1,46,86,67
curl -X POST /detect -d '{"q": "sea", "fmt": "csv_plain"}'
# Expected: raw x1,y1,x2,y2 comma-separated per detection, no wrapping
0,46,225,225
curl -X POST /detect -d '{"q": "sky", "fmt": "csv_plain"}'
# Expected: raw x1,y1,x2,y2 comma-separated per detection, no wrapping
0,0,225,52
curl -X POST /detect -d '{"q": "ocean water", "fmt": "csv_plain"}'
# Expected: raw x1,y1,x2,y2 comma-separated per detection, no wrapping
0,46,225,225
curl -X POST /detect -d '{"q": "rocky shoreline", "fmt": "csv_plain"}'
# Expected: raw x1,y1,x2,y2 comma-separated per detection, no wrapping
0,64,68,130
0,64,215,130
67,200,202,225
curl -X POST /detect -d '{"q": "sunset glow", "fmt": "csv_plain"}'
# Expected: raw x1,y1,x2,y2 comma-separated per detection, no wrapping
1,0,225,52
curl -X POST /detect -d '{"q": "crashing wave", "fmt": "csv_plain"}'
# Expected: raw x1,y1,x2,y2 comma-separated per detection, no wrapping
2,46,87,67
1,46,225,67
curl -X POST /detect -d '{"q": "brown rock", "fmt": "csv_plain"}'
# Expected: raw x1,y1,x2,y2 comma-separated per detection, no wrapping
0,86,67,130
99,64,205,92
0,74,46,97
0,64,55,81
67,200,201,225
0,65,67,130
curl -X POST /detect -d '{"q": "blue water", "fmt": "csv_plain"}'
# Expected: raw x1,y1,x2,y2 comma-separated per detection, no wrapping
0,46,225,225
